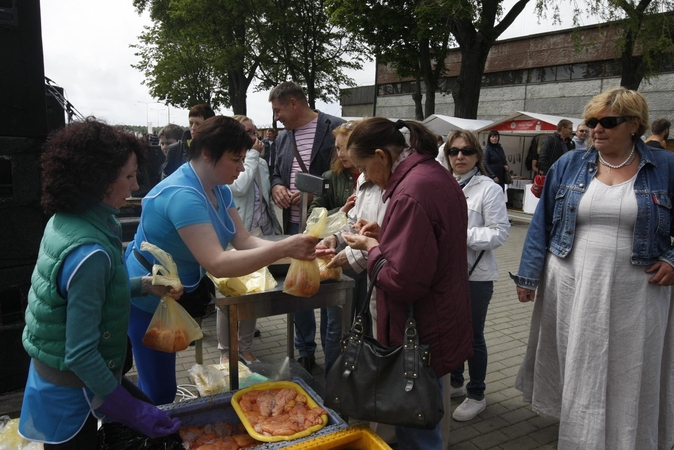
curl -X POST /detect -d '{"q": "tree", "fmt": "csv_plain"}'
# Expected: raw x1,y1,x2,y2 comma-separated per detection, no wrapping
133,0,261,115
244,0,366,109
133,0,364,115
328,0,454,120
447,0,533,119
131,23,229,109
581,1,674,90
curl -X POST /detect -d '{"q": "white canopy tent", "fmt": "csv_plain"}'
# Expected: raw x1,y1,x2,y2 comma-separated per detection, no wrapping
423,114,493,138
474,111,582,213
474,111,582,179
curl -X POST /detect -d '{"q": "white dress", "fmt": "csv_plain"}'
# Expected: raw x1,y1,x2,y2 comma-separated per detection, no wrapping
516,175,674,450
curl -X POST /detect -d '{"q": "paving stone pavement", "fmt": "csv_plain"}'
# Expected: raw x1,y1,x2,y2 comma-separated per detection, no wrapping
129,211,561,449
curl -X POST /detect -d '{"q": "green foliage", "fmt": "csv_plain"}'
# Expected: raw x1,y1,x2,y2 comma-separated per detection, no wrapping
567,0,674,88
244,0,366,107
132,0,257,113
131,23,228,109
132,0,365,113
327,0,455,118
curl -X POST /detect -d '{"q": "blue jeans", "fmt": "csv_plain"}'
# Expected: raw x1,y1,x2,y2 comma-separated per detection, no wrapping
394,378,444,450
321,306,342,374
294,306,342,369
451,280,493,400
287,221,342,372
287,221,320,361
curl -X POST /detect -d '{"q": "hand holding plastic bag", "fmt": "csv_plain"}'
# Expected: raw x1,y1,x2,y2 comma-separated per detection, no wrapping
140,242,203,352
283,208,347,297
317,256,342,281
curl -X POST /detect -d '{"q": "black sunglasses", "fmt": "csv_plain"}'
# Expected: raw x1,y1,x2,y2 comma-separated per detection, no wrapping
586,116,629,129
447,147,478,157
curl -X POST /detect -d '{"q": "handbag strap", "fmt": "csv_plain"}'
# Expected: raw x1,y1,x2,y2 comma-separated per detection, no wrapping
291,131,309,173
349,258,387,338
468,250,485,277
358,258,387,317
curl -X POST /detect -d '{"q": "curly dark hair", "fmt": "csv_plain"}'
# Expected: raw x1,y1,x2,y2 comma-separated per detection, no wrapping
41,117,148,215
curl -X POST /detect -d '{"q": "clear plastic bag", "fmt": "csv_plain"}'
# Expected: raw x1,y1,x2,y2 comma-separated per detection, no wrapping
142,297,204,352
188,362,258,397
317,256,342,281
0,416,43,450
283,208,347,297
140,242,203,353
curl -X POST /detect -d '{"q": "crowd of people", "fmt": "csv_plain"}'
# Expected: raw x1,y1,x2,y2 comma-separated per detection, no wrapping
17,83,674,450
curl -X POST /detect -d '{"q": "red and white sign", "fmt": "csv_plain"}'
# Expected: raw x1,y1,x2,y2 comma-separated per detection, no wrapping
491,120,556,132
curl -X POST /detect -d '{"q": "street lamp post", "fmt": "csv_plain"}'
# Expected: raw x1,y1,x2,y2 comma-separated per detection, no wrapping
137,100,165,133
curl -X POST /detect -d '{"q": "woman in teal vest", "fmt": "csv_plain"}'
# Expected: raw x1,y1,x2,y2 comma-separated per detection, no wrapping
19,119,183,449
125,116,319,405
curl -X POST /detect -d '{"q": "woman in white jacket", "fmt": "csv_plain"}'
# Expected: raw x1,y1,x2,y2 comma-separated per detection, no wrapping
444,129,510,422
216,115,281,365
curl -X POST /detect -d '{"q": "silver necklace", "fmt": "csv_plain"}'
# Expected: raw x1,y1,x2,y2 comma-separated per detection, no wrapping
598,145,635,172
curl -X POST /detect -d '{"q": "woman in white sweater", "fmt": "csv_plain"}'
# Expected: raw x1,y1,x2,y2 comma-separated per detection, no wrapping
216,115,281,365
444,129,510,422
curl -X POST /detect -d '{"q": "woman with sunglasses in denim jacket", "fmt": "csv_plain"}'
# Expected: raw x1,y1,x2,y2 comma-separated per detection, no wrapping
511,87,674,450
443,131,510,425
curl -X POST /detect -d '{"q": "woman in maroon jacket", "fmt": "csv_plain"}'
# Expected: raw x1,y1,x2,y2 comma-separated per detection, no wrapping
342,117,473,450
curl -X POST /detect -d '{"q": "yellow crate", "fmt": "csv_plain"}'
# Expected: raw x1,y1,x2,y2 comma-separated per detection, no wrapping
282,424,392,450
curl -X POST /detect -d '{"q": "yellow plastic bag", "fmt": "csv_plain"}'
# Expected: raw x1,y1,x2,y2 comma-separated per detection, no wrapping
140,242,203,353
283,208,347,297
142,297,203,352
317,256,342,281
0,416,43,450
208,266,277,297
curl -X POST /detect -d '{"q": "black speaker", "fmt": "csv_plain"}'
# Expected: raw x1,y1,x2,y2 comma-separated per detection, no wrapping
0,0,47,138
45,85,66,133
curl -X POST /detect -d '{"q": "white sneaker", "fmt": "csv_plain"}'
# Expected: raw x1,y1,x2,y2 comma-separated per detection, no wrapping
452,398,486,421
450,386,466,398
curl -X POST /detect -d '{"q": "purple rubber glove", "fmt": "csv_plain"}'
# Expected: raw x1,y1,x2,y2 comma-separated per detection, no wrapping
96,385,181,438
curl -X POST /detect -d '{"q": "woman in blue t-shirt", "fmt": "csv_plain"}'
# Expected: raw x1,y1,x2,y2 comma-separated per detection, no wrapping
125,116,318,404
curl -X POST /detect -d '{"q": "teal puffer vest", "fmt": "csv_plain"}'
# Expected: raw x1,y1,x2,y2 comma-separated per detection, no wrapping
23,208,130,372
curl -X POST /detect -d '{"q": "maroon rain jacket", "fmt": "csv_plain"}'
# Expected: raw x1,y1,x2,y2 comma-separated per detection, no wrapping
368,151,473,378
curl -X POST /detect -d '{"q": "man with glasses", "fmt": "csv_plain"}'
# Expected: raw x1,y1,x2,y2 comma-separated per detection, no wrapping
537,119,576,175
572,122,590,150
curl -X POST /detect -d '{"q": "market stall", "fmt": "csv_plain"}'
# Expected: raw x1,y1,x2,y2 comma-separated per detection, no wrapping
475,111,583,179
422,114,493,137
475,111,582,211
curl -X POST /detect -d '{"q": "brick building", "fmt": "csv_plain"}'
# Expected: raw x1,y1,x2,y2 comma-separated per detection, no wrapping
340,22,674,128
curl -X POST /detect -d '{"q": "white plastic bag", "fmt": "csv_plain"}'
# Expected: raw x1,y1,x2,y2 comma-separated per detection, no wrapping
0,416,43,450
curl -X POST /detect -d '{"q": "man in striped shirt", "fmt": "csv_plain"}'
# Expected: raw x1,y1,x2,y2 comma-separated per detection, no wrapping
269,81,345,373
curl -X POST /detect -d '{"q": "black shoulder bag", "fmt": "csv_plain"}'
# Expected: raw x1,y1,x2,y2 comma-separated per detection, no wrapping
324,258,444,429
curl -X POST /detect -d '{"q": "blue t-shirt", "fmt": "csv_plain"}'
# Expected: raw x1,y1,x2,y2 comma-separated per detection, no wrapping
126,162,237,313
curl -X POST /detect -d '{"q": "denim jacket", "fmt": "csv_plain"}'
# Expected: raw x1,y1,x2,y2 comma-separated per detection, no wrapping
511,139,674,289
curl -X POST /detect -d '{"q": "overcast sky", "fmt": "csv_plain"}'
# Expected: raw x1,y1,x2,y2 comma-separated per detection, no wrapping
39,1,590,131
